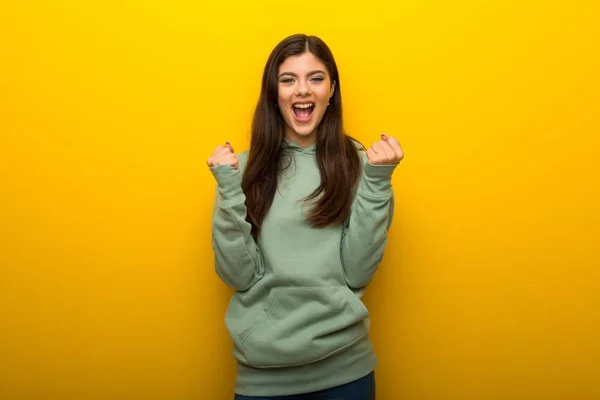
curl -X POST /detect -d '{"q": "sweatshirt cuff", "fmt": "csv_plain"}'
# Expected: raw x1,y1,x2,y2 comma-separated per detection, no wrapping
210,165,245,203
358,162,398,198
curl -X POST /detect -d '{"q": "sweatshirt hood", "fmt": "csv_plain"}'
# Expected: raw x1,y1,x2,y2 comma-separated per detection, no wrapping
282,137,317,155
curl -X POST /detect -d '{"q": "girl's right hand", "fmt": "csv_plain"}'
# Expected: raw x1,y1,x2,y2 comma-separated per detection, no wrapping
207,142,238,170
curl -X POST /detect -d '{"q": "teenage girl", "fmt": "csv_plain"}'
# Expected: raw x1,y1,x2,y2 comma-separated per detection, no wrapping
207,33,403,400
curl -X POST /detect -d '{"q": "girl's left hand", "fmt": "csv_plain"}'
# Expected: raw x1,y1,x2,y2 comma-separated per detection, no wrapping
366,134,404,165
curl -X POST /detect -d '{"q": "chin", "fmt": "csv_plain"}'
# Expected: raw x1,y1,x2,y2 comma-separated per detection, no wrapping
285,115,324,138
292,126,317,136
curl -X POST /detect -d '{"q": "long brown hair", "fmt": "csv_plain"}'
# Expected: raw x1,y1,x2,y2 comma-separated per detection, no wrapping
242,34,363,239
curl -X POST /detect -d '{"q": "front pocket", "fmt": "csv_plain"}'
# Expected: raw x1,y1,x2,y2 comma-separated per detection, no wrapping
239,285,370,368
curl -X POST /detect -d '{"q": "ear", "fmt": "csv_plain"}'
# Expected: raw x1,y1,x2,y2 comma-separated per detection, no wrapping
330,80,336,98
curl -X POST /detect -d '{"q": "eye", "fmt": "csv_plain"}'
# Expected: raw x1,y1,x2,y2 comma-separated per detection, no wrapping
279,77,295,84
311,76,325,82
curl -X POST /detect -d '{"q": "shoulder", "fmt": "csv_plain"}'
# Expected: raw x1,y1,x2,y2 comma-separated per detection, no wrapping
350,138,364,151
347,136,368,164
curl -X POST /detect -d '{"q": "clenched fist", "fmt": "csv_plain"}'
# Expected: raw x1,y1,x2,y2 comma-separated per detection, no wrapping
207,142,238,170
366,134,404,165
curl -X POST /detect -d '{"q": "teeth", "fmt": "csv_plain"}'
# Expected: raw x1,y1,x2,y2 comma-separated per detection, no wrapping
293,103,314,109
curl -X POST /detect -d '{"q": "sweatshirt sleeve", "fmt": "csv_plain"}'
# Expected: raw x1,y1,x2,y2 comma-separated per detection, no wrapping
340,153,397,289
210,164,265,291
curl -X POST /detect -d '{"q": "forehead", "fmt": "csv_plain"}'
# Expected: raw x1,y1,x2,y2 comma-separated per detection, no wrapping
278,52,328,74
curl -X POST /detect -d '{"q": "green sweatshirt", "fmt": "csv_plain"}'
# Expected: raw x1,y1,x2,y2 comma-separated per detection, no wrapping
210,138,396,396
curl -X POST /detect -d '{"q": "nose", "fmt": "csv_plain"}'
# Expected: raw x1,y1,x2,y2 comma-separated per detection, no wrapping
296,79,311,96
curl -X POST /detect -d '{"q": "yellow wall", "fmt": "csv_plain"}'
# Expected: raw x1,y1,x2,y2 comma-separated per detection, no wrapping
1,0,599,398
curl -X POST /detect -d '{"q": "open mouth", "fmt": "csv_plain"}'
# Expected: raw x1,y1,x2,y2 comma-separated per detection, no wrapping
292,103,314,123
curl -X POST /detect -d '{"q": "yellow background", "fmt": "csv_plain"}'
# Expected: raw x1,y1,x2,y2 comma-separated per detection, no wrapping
1,0,599,398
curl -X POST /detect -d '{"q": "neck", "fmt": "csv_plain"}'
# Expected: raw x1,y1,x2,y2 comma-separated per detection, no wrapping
284,128,317,148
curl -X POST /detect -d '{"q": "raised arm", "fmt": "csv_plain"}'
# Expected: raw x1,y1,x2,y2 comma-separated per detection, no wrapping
208,144,264,291
340,134,403,288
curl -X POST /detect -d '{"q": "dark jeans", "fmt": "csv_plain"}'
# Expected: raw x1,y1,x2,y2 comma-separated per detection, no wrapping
234,371,375,400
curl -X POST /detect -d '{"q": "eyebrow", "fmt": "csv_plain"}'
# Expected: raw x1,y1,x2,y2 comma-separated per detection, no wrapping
278,70,327,78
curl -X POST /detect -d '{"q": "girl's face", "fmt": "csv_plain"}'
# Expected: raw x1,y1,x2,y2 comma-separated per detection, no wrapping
277,52,335,147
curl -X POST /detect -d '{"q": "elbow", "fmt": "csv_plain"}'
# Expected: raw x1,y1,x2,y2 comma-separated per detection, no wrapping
232,279,255,292
343,268,376,289
345,276,371,290
215,267,256,291
214,257,262,292
342,257,383,289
